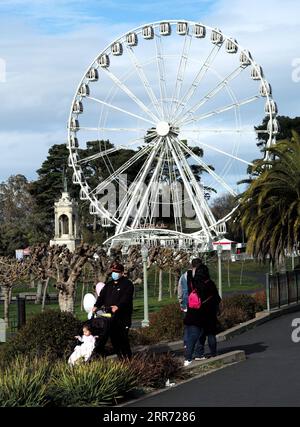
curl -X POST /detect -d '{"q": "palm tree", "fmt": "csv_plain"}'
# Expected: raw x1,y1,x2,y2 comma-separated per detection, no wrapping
233,131,300,263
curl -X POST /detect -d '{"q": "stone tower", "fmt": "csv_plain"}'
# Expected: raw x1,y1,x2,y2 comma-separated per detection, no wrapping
50,180,81,252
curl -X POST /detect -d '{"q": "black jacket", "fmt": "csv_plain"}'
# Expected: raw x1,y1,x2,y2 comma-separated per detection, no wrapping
94,276,134,327
184,269,221,334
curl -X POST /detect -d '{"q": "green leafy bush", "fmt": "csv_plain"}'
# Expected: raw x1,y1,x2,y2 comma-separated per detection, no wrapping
49,359,137,407
136,303,184,344
0,310,82,367
0,356,50,407
128,352,182,388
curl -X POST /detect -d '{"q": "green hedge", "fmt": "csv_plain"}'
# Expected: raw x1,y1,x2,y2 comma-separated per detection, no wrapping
0,310,82,367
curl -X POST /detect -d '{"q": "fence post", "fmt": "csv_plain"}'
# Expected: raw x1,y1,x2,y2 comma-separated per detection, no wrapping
17,295,26,330
277,273,281,308
286,271,290,305
296,270,299,304
0,318,6,343
266,273,271,312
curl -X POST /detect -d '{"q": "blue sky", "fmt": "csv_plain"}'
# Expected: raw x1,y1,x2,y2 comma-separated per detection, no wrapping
0,1,215,33
0,0,299,185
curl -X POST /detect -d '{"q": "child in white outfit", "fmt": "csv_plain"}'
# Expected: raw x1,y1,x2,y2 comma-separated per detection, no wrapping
68,324,97,365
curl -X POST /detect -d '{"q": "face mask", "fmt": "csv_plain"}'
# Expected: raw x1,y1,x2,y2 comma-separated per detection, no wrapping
112,272,121,281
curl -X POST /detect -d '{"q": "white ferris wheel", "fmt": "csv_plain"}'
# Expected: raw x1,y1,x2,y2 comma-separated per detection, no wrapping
67,20,278,250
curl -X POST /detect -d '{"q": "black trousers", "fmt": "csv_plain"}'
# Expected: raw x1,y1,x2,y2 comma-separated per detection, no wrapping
110,322,132,360
92,319,132,360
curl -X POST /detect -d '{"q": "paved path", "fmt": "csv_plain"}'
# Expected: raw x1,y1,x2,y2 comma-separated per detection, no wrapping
127,310,300,407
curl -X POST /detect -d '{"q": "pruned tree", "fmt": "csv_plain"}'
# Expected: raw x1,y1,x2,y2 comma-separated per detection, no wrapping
123,245,143,284
29,244,58,310
147,246,190,300
0,257,30,326
51,244,97,313
29,243,98,313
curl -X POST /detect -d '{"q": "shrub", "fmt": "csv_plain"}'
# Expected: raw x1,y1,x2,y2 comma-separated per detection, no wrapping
0,356,50,407
218,306,250,331
128,352,182,389
49,359,137,407
0,310,82,366
221,294,257,319
129,329,155,346
252,290,267,312
217,294,257,332
135,303,184,344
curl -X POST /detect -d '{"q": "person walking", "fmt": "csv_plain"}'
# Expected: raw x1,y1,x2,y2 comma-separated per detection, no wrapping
183,260,221,366
178,259,208,357
92,261,134,360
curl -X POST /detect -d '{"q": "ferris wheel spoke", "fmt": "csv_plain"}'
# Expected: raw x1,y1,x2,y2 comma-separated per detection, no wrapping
113,140,161,220
188,138,253,166
166,143,182,232
78,146,123,164
147,144,170,228
179,95,260,127
155,35,169,120
79,126,148,132
170,33,192,119
176,137,237,197
125,46,163,118
77,135,147,165
92,142,155,196
87,96,155,125
114,161,151,222
131,144,167,228
166,136,213,240
175,65,245,126
181,128,255,133
115,138,163,233
102,68,159,123
172,137,217,228
172,44,222,123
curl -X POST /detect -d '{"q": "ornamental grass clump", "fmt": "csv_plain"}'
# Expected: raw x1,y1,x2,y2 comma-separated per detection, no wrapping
0,356,51,407
49,358,137,407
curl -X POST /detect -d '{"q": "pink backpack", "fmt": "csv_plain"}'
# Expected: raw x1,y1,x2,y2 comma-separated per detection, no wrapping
188,284,201,309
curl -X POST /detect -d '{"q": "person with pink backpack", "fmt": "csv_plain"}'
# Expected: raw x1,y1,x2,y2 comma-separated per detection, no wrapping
183,259,221,366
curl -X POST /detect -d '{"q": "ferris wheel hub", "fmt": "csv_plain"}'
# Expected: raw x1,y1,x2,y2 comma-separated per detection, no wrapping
156,121,170,136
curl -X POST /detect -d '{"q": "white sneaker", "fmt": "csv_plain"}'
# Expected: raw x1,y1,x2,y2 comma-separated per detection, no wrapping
183,360,192,367
194,356,207,361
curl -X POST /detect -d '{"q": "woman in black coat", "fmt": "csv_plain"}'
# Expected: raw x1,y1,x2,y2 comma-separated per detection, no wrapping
184,265,221,364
